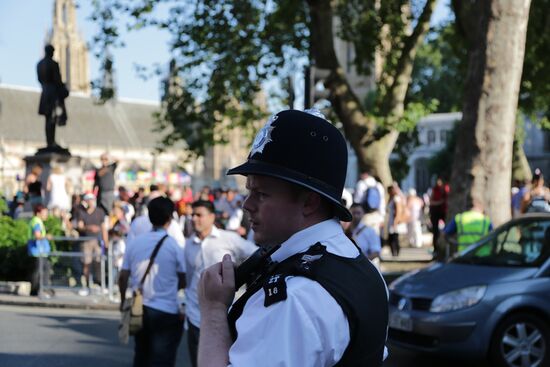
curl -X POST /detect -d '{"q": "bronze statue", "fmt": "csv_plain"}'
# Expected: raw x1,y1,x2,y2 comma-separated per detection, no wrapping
37,44,69,154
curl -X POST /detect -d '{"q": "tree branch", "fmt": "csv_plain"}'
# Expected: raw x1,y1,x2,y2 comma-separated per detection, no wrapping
307,0,377,146
381,0,437,117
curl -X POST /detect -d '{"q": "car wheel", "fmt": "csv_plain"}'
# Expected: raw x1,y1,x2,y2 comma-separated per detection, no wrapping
490,313,549,367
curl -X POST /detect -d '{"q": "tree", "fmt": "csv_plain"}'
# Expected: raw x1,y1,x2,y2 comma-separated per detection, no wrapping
407,22,467,113
448,0,532,226
90,0,438,187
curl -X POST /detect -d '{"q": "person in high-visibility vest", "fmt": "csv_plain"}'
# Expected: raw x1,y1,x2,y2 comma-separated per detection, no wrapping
444,200,493,253
27,204,54,297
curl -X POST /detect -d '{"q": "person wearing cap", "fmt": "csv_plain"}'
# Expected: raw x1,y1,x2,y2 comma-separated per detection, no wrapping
76,192,108,295
197,109,388,366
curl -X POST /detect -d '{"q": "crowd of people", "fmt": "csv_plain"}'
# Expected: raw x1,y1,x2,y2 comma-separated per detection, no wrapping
6,154,550,292
345,167,550,261
3,153,252,296
344,171,432,261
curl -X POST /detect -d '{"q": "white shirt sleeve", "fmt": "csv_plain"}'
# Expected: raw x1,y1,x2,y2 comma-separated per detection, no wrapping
228,277,349,367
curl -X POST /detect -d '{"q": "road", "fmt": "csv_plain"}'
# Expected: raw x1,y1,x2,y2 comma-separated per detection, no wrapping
383,345,490,367
0,305,490,367
0,305,191,367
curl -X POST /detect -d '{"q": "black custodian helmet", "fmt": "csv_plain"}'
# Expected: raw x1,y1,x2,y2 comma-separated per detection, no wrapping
227,109,352,222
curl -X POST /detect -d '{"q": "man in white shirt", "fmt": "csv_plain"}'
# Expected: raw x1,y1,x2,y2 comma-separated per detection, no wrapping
185,199,257,367
197,109,388,367
118,197,186,367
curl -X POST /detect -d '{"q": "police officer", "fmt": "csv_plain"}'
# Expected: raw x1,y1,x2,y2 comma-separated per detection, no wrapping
197,109,388,366
444,199,493,253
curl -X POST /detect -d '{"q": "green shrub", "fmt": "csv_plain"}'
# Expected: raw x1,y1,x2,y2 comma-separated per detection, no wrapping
0,215,33,281
0,196,8,215
0,215,64,281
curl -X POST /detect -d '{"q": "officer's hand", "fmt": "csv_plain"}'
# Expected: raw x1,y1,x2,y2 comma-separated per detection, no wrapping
198,254,236,312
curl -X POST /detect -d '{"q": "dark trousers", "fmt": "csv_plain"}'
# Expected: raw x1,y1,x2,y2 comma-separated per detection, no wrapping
187,319,200,367
133,306,184,367
430,211,445,251
30,257,52,295
388,233,400,257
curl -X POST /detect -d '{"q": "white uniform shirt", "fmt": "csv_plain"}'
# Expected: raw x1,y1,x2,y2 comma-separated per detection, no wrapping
229,219,386,366
121,229,186,314
185,227,257,327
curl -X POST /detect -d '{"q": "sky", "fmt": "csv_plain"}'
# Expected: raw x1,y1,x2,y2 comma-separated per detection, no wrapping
0,0,451,103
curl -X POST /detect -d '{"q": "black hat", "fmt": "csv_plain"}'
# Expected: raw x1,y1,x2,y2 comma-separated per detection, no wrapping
227,109,352,221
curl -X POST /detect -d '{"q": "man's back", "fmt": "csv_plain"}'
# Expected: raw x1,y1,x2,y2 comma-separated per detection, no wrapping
123,230,185,314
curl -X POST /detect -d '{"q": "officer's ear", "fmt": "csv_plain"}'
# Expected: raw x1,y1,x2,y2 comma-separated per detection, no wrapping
302,191,324,218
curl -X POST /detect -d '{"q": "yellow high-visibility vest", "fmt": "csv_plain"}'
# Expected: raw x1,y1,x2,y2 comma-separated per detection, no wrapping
455,210,491,252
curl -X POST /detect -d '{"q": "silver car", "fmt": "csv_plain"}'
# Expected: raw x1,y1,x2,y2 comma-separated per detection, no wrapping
388,214,550,367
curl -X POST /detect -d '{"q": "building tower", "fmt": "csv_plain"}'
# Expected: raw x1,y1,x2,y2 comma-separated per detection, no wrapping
47,0,90,94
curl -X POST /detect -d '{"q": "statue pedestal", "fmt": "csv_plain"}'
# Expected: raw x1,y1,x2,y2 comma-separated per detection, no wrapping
24,153,84,200
36,145,71,156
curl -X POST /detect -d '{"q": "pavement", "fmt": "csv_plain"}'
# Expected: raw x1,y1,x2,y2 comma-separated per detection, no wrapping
0,243,435,311
0,287,120,311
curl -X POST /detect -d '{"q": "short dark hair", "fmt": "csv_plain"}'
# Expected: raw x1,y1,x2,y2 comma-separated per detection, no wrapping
148,197,174,227
192,200,215,214
149,184,159,192
33,204,46,215
350,203,363,210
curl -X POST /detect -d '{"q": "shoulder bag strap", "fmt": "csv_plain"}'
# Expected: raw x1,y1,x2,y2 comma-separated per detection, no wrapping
139,234,168,287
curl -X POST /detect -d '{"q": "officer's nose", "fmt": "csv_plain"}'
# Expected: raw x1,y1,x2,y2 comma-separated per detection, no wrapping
242,194,255,214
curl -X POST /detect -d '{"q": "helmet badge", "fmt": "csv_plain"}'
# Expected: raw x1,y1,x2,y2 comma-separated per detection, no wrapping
250,114,277,156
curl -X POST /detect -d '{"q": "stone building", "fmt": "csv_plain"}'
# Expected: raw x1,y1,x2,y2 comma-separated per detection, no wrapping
0,0,249,199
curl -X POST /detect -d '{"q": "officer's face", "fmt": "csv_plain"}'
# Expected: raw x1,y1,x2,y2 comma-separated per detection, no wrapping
243,175,305,247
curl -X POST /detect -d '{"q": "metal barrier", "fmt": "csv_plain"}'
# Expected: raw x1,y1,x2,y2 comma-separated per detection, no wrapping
37,236,117,302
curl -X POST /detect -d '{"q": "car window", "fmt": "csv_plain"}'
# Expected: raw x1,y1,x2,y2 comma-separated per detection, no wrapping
455,219,550,267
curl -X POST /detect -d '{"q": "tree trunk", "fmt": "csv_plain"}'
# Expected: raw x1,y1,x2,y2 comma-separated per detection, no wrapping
449,0,531,226
360,130,400,187
307,0,436,189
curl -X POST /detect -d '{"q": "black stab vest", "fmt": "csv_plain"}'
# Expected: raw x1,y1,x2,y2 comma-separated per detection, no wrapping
227,243,388,366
